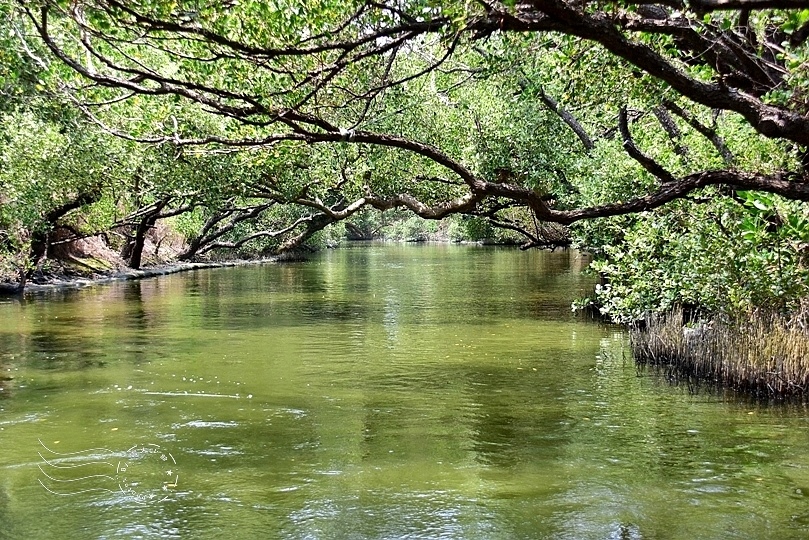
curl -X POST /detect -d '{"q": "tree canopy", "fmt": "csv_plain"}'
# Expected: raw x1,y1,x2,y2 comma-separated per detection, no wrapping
18,1,809,210
4,0,809,318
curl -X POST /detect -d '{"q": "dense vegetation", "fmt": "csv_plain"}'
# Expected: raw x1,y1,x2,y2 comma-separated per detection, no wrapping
3,0,809,332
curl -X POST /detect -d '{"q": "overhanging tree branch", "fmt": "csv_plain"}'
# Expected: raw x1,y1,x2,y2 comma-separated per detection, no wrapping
538,87,594,152
545,170,809,224
482,1,809,145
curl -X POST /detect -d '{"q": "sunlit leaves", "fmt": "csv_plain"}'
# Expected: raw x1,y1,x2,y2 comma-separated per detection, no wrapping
585,191,809,321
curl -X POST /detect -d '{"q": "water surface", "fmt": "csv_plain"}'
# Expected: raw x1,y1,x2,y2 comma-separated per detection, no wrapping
1,244,809,539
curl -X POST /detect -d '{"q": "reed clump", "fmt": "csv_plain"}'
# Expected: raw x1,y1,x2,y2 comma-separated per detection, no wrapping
631,308,809,399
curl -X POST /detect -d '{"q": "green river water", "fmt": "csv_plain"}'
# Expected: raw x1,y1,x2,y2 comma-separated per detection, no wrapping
1,244,809,539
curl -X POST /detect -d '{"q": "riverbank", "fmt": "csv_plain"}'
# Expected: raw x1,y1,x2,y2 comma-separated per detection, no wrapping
0,257,284,295
0,238,543,295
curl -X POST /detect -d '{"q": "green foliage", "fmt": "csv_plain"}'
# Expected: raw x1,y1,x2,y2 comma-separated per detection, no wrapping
0,110,114,272
581,194,809,322
173,207,207,240
460,217,518,243
383,214,440,242
566,93,805,322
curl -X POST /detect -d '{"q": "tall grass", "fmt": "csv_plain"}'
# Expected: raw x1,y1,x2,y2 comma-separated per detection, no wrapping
631,309,809,399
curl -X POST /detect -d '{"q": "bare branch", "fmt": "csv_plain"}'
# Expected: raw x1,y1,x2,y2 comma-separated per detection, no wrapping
528,82,594,151
653,105,687,157
663,101,735,165
619,107,677,183
198,217,310,255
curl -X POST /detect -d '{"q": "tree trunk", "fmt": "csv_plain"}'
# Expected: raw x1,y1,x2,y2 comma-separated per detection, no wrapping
26,230,48,279
344,221,372,240
125,200,168,269
127,216,156,270
24,189,101,283
177,236,202,262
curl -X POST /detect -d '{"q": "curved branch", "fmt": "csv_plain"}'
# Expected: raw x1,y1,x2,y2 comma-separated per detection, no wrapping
663,101,735,165
198,218,309,255
26,5,339,132
365,191,483,219
102,0,449,62
545,170,809,224
619,107,677,183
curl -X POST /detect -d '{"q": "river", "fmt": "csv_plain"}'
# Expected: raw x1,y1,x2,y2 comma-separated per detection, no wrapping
1,244,809,539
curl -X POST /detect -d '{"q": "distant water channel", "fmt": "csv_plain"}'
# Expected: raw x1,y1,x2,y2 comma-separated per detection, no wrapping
2,244,809,539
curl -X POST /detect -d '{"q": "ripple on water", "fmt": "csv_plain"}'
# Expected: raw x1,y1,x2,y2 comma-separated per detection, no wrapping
286,490,497,540
188,445,244,457
0,412,47,426
173,420,240,429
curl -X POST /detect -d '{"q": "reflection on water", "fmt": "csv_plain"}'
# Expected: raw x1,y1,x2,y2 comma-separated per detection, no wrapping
1,244,809,539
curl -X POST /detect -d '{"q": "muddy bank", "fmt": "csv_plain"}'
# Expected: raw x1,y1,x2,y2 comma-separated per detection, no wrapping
0,258,283,295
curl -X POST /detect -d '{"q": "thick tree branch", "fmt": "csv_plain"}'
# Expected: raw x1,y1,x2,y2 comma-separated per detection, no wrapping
545,170,809,224
539,88,594,151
